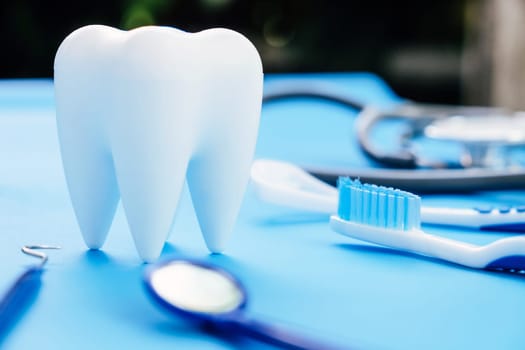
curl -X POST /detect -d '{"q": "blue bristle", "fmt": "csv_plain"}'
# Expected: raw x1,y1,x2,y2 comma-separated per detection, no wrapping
377,187,388,227
337,178,350,220
363,187,371,224
387,192,395,227
337,177,421,230
403,196,411,229
352,179,359,220
370,187,378,226
394,194,404,230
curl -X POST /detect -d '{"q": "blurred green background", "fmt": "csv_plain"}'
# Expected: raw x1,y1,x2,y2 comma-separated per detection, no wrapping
0,0,468,103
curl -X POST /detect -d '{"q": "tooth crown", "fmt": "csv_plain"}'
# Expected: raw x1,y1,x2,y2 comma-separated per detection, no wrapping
54,25,263,261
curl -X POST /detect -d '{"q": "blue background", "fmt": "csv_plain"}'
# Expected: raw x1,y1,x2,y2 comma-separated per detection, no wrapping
0,74,524,349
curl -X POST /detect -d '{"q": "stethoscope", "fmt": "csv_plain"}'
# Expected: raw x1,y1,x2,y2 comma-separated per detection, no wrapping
263,86,525,193
144,258,349,350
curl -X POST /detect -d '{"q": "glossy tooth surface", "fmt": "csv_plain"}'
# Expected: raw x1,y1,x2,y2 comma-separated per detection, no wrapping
55,25,263,261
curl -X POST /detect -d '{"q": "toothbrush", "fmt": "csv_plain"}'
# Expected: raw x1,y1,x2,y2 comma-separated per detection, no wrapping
330,177,525,271
250,159,525,231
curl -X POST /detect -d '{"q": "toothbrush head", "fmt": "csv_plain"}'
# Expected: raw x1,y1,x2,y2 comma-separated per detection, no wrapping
337,177,421,231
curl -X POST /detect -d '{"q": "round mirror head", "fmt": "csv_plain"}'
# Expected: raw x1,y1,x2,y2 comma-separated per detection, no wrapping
146,260,246,316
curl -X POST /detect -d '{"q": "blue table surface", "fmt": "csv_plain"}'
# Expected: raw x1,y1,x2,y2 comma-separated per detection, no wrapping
1,73,525,350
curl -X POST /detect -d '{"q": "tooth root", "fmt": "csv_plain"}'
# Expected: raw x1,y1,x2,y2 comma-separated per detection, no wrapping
187,127,259,253
55,26,122,251
109,105,191,262
55,95,119,249
60,143,119,249
112,149,188,262
186,60,262,253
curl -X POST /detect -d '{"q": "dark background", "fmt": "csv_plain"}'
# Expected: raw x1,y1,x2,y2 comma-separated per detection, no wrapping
0,0,467,103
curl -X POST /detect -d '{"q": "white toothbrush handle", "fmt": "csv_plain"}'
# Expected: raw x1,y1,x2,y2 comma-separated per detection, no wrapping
253,185,337,214
250,159,338,213
330,216,488,268
422,206,525,230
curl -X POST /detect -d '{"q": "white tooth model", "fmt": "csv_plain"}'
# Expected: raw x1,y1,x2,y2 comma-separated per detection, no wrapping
54,25,263,262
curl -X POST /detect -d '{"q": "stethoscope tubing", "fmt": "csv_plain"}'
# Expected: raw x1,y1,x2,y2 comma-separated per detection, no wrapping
263,88,525,193
307,165,525,193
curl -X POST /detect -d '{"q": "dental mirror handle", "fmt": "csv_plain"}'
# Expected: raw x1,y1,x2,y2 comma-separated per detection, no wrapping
0,266,43,341
219,315,349,350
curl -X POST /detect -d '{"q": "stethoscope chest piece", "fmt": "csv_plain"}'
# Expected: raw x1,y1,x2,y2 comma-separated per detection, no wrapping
424,113,525,168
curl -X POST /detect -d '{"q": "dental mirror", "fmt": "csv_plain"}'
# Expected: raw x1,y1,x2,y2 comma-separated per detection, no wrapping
143,259,347,350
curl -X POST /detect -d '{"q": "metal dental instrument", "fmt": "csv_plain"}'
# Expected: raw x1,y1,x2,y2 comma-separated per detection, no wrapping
21,245,60,267
0,245,60,344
